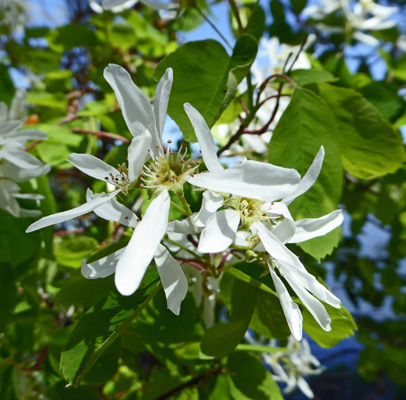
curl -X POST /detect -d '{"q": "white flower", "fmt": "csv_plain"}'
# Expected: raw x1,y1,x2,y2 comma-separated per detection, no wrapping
26,65,174,232
81,189,188,314
0,90,50,217
264,336,325,399
303,0,398,47
26,64,221,313
89,0,137,13
184,112,342,340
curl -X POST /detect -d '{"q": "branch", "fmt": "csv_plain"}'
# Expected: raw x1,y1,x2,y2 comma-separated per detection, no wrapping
71,129,131,144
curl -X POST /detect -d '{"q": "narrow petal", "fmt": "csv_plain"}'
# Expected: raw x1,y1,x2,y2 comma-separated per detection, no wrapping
26,190,120,232
86,189,138,227
154,68,173,141
13,193,44,201
198,210,240,253
297,377,314,399
192,191,223,229
189,160,301,202
184,103,223,173
140,0,178,10
127,132,152,182
290,210,343,243
253,222,303,268
154,244,187,315
114,190,170,296
282,146,324,206
103,64,160,147
0,129,48,145
0,147,45,169
69,153,120,182
285,272,332,332
269,267,303,341
81,248,125,279
0,180,21,217
0,159,51,182
167,218,199,234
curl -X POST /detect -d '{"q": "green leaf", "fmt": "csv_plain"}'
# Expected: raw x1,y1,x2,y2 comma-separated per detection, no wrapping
303,303,357,348
26,92,68,109
30,124,83,147
200,278,256,358
0,64,15,105
48,24,100,52
308,82,406,179
60,267,160,386
225,265,290,339
227,353,283,400
154,35,258,141
54,235,99,268
289,68,336,85
55,270,115,308
250,289,291,340
0,263,18,332
0,210,42,267
268,86,343,259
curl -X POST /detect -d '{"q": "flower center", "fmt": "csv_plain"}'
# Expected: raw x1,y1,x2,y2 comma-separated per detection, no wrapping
103,163,131,196
140,141,200,196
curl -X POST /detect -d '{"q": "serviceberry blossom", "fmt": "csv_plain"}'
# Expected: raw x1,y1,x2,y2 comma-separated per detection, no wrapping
26,64,221,312
185,109,342,340
303,0,398,47
0,90,50,217
265,336,325,398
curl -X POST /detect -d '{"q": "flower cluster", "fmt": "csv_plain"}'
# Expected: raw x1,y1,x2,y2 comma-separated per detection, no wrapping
264,336,325,399
0,90,50,218
303,0,398,47
27,64,343,341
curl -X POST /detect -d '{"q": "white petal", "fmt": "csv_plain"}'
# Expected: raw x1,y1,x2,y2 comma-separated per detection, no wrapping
269,267,303,341
265,202,296,244
81,248,125,279
284,271,332,332
192,191,223,229
0,180,21,217
290,210,343,243
297,377,314,399
154,244,187,315
102,0,137,11
103,64,160,148
184,103,223,173
89,0,103,13
0,121,21,135
0,129,47,145
167,218,199,234
26,190,120,232
282,146,324,206
140,0,178,10
114,190,170,296
154,68,173,141
0,147,44,169
19,208,42,218
253,222,303,268
127,132,151,182
69,153,120,182
86,189,138,227
13,193,44,201
197,210,240,253
189,160,300,202
0,158,51,182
